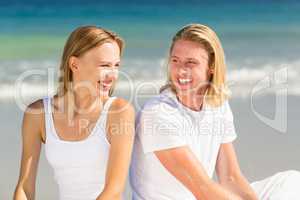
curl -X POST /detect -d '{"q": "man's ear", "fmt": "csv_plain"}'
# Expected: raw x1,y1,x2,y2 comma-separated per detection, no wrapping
68,56,79,73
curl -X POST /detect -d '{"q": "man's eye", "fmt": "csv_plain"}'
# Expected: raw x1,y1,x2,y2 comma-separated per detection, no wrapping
186,62,198,67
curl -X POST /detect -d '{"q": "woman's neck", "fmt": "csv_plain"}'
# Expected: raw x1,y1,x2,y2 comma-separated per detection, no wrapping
74,92,98,110
65,90,106,117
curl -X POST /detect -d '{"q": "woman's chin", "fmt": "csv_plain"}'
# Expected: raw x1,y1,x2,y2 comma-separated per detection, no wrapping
99,87,111,96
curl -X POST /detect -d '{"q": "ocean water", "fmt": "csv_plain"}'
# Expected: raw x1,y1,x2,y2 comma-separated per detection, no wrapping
1,1,300,101
1,1,300,199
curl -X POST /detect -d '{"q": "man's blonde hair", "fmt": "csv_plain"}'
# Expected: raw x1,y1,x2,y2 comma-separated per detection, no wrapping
160,24,230,107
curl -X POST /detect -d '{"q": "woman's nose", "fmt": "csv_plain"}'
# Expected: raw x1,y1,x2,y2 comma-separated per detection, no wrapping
101,68,118,79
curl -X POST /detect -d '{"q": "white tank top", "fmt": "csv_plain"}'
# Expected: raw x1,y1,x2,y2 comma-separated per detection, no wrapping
43,96,116,200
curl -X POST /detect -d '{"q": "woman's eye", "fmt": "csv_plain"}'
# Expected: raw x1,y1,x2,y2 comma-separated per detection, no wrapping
99,65,110,68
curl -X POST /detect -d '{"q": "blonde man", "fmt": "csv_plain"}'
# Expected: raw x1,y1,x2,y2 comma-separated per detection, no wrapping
130,24,300,200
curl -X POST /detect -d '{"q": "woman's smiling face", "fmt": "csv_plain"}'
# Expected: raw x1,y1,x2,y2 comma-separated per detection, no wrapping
70,41,121,97
169,39,211,95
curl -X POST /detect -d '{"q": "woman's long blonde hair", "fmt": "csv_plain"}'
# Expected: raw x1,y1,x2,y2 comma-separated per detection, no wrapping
160,24,230,107
57,25,124,97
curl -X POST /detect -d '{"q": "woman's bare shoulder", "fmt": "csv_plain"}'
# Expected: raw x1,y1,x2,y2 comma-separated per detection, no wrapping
109,97,134,115
22,98,46,142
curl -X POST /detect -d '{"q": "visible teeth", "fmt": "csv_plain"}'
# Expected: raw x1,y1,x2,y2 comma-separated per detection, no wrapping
97,81,112,88
179,78,192,84
101,81,112,87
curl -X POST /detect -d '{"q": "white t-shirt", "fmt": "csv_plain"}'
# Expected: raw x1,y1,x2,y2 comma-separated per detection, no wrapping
129,89,237,200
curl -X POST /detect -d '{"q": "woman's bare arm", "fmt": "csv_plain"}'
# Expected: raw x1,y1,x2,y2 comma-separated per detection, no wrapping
97,98,135,200
14,100,44,200
155,146,243,200
216,143,258,200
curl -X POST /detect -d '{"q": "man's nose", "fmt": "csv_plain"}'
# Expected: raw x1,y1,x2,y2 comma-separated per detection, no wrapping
178,66,190,76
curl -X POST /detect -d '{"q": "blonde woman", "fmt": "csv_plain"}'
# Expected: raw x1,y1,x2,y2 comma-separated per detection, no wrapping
130,24,300,200
14,26,135,200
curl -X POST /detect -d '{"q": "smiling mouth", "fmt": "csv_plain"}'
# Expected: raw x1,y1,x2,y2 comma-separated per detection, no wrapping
98,80,113,88
178,78,192,85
